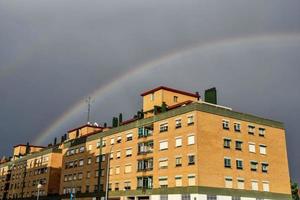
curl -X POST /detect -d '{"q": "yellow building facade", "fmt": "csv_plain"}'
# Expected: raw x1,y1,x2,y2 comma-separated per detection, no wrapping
0,86,292,200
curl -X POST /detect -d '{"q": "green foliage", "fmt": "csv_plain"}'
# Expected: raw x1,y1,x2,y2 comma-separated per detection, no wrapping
161,102,168,113
292,182,300,200
25,142,30,154
112,117,118,127
205,87,217,104
154,106,160,115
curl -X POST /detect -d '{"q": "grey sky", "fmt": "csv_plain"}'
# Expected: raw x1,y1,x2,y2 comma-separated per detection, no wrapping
0,0,300,183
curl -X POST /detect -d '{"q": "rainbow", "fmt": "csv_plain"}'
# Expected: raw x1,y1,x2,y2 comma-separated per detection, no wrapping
34,32,300,145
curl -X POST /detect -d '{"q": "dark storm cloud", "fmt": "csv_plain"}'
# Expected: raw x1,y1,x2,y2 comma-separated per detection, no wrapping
0,0,300,183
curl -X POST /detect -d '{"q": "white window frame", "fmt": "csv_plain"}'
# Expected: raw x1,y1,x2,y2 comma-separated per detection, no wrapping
225,176,233,188
187,134,195,145
259,144,267,155
159,140,168,150
248,142,256,153
175,137,182,147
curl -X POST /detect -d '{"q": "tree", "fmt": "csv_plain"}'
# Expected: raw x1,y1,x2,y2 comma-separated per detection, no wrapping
292,181,300,200
161,102,168,113
112,117,118,127
119,113,123,125
53,137,57,145
25,142,30,154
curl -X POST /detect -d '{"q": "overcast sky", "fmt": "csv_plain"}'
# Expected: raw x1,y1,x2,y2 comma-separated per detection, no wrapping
0,0,300,183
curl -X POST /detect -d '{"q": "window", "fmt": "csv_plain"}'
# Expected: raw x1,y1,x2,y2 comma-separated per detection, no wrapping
124,181,131,190
159,141,168,150
175,176,182,187
248,125,255,135
78,173,83,180
224,158,231,168
110,152,114,160
110,138,115,145
225,177,233,188
249,143,256,153
117,136,122,143
125,148,132,157
187,115,194,125
97,140,106,148
237,179,245,189
138,125,153,137
101,154,106,162
137,158,153,171
115,166,120,174
182,194,191,200
263,181,270,192
160,123,168,132
175,119,182,129
234,123,241,132
96,142,100,148
87,157,92,165
87,171,90,179
96,156,100,163
222,120,229,130
175,137,182,147
174,96,178,102
251,181,258,191
159,177,168,188
116,151,121,159
159,159,168,169
161,195,168,200
109,167,113,175
235,141,243,150
138,141,153,154
188,175,196,186
79,146,85,153
250,161,258,171
262,163,269,173
187,135,195,145
79,159,84,166
126,133,133,141
259,128,265,137
85,185,90,193
124,164,132,174
232,197,241,200
207,195,217,200
188,155,195,165
224,138,231,148
259,145,267,155
175,157,182,167
235,159,243,170
137,176,153,189
115,183,119,191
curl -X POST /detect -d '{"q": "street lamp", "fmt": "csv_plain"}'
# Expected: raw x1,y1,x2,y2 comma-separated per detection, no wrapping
36,183,42,200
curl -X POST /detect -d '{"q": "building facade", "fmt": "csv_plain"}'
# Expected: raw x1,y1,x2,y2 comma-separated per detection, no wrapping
0,86,292,200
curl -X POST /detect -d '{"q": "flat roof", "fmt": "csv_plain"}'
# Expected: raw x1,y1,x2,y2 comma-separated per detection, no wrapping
13,144,45,148
141,86,200,98
67,124,103,133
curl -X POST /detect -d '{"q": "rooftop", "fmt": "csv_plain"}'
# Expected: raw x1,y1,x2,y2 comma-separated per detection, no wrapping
140,86,200,98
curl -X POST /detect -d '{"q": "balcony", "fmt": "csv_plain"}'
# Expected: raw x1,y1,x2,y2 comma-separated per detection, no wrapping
138,141,153,155
138,125,153,138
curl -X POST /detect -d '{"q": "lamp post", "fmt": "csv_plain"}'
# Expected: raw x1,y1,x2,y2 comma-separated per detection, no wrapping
37,183,42,200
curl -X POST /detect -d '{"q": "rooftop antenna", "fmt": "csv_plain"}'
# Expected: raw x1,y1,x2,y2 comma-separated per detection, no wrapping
85,96,94,124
